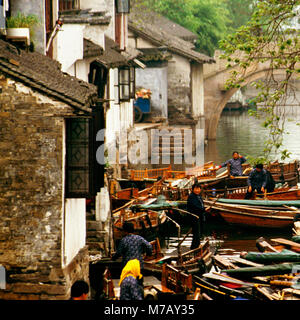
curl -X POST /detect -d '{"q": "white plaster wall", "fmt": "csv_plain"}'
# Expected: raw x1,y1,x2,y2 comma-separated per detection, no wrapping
191,63,204,117
120,101,133,131
74,58,94,82
80,0,108,12
84,25,105,48
168,53,191,112
106,68,134,164
104,0,115,40
168,54,191,88
64,198,86,267
136,66,168,118
136,37,156,49
128,30,136,48
56,24,84,72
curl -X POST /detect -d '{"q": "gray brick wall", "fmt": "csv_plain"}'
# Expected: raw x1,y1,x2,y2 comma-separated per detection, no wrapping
0,74,89,299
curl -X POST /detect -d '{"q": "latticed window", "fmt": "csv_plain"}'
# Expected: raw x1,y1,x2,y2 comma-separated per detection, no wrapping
66,118,92,198
115,66,135,103
59,0,80,11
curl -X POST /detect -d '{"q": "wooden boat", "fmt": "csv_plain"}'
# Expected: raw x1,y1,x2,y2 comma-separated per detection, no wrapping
242,249,300,264
204,186,300,200
166,161,217,180
204,199,299,229
144,239,212,275
267,160,299,186
202,160,299,189
112,206,167,241
129,165,171,181
215,198,300,208
161,264,193,295
117,178,158,190
293,221,300,237
112,187,139,199
223,262,299,279
199,175,249,190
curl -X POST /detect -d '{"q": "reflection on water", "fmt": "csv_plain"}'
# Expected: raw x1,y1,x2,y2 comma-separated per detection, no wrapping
205,107,300,165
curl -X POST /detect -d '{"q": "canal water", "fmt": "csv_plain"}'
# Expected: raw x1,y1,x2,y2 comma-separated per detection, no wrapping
205,106,300,164
202,107,300,251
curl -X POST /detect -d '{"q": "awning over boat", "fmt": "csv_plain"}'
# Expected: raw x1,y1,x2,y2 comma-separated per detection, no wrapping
244,249,300,264
224,263,298,278
292,235,300,243
217,198,300,208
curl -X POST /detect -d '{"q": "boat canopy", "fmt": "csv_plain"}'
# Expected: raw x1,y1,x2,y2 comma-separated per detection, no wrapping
217,198,300,208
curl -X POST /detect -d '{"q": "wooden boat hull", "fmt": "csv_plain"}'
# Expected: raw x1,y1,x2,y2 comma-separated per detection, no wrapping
200,176,249,189
217,210,294,229
216,198,300,207
112,209,167,241
268,160,299,186
204,199,297,229
225,188,300,200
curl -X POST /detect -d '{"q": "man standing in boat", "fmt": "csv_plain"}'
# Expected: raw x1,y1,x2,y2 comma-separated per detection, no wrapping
216,151,247,177
187,183,206,250
245,163,267,199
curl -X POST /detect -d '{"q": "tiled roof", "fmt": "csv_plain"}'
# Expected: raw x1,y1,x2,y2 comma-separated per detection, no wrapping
0,39,97,113
137,47,172,62
129,11,215,64
59,9,111,25
130,10,198,42
95,36,142,69
83,38,103,58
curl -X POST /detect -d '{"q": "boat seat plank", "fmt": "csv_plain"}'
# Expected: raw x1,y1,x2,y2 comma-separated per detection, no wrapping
271,238,300,248
229,256,264,267
152,284,175,293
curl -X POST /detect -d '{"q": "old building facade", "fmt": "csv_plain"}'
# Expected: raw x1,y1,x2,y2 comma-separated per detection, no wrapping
0,0,140,299
0,39,98,299
128,10,215,124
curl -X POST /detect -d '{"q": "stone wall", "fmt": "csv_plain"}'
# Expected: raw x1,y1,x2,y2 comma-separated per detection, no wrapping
167,54,191,114
0,74,89,299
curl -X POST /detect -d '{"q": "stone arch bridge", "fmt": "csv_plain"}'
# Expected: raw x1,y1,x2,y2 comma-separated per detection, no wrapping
203,52,293,140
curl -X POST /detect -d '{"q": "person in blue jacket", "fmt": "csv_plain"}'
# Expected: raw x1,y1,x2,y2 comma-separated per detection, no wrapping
216,151,247,176
245,163,267,199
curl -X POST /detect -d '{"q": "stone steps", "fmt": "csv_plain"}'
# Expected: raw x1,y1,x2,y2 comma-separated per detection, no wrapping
86,213,105,255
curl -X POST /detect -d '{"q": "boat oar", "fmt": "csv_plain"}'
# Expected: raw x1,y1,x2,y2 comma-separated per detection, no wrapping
173,207,199,220
194,281,237,299
165,215,181,239
211,272,270,287
177,227,193,260
283,205,299,211
205,195,221,212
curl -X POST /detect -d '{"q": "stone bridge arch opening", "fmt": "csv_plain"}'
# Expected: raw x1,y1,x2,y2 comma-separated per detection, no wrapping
204,67,286,140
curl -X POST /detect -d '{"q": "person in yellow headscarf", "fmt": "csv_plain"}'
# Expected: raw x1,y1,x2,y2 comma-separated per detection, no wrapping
119,259,144,300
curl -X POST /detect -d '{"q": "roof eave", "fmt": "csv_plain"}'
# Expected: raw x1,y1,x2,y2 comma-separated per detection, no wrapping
128,23,215,64
0,61,95,114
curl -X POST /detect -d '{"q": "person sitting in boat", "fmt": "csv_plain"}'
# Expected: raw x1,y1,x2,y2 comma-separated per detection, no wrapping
216,151,247,177
119,259,144,300
187,183,206,250
245,163,267,199
111,222,152,271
